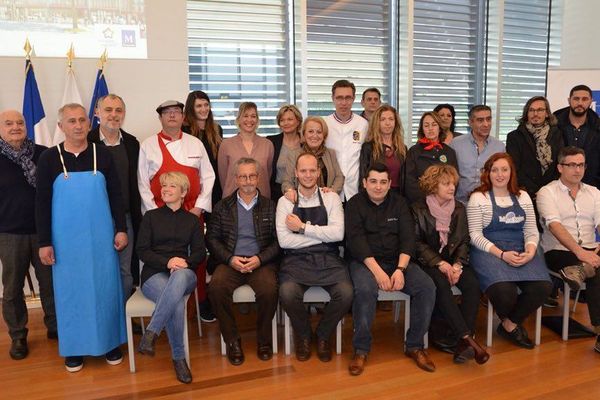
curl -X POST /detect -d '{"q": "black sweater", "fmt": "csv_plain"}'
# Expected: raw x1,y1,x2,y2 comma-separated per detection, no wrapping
404,142,458,203
345,190,416,265
136,206,206,285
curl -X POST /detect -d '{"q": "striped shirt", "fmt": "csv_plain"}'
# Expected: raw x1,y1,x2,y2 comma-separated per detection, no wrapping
467,190,539,252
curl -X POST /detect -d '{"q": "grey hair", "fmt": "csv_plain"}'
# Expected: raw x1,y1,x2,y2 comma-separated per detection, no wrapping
58,103,86,121
234,157,261,176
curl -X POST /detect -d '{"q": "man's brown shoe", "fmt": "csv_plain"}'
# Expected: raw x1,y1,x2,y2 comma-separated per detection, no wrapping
317,338,332,362
295,337,311,361
405,349,436,372
348,353,367,376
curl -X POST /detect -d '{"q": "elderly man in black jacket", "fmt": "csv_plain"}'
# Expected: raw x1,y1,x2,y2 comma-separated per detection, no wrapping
345,162,436,376
207,157,280,366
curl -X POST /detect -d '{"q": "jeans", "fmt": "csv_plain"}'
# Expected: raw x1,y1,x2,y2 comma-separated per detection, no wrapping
118,213,135,301
208,263,278,345
141,269,196,360
349,260,435,353
279,280,353,341
0,233,56,340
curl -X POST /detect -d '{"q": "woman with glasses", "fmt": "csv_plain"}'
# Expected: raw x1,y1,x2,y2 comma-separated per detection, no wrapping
218,102,274,198
467,152,551,350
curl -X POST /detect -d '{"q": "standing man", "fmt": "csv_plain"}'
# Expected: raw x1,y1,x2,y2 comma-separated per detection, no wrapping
138,100,215,305
360,88,382,121
345,163,436,375
207,158,280,365
554,84,600,188
450,105,505,203
276,153,353,362
0,109,56,360
324,80,369,201
88,94,141,299
537,146,600,353
36,103,127,372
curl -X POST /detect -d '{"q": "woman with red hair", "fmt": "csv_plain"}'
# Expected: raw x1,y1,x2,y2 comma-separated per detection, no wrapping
467,153,551,350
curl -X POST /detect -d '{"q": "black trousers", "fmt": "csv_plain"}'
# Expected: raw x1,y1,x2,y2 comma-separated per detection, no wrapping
486,280,551,325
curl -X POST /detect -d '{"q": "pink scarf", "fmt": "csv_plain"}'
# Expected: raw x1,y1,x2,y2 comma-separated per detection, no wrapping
425,194,455,250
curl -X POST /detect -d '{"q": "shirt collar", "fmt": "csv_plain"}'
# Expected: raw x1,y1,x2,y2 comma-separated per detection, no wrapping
99,128,123,146
333,112,354,124
468,133,489,146
237,190,259,210
298,186,319,201
557,178,584,193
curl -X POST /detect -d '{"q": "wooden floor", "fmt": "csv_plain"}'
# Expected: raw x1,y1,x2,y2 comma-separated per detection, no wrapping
2,297,600,400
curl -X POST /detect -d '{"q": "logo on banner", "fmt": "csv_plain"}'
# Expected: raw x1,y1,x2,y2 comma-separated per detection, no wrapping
592,91,600,114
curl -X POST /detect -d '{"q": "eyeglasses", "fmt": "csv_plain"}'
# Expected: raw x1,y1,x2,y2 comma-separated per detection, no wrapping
528,108,547,114
560,163,586,169
237,174,258,182
334,96,354,103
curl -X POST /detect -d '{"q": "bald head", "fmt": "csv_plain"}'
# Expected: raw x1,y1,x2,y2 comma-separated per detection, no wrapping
0,109,27,149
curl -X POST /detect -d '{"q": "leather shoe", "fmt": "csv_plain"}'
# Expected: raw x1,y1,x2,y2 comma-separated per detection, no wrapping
295,337,311,361
453,339,475,364
257,343,273,361
497,324,534,350
348,353,367,376
226,338,245,366
138,329,158,356
317,338,332,362
405,349,436,372
9,338,28,360
462,336,490,364
172,359,192,384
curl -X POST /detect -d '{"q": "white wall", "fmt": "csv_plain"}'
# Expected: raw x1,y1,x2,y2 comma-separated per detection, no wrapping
0,0,189,143
559,1,600,69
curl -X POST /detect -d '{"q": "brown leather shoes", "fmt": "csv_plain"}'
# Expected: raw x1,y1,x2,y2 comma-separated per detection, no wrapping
317,338,332,362
462,336,490,364
348,353,367,376
257,343,273,361
295,337,311,361
405,349,436,372
226,338,245,366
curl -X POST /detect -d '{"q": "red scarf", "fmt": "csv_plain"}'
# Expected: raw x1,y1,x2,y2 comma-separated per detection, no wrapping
418,137,443,150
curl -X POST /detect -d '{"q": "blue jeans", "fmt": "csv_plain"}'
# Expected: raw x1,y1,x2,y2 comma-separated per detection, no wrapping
349,260,435,353
141,269,197,360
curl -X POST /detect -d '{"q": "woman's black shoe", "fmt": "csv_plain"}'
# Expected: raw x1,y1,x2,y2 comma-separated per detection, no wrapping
497,324,534,349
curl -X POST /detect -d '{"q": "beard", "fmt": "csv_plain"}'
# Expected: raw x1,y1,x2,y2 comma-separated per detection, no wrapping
570,106,588,117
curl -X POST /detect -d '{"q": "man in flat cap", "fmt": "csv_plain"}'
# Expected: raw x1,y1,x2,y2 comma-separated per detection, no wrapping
138,100,215,305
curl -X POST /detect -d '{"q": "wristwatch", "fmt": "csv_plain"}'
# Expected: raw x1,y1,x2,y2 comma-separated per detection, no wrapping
396,264,407,272
298,223,306,234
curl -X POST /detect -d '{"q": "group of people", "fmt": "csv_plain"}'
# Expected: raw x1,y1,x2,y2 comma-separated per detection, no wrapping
1,80,600,384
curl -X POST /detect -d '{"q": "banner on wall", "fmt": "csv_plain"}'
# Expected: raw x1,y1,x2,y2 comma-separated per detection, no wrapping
547,69,600,114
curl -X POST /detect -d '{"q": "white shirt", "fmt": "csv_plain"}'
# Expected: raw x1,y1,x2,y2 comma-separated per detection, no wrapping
99,128,123,147
276,187,344,249
138,132,215,214
237,191,258,211
324,113,368,201
537,179,600,252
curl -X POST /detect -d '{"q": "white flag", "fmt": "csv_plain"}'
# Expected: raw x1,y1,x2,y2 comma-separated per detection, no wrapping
53,68,83,145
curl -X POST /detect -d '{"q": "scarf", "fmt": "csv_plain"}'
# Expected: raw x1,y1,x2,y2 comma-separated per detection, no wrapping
303,142,327,187
0,138,37,187
525,122,552,174
425,194,455,250
418,137,443,151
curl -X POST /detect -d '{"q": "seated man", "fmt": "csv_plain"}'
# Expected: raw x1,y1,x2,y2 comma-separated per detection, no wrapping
345,163,436,375
207,157,280,365
537,146,600,353
276,152,353,362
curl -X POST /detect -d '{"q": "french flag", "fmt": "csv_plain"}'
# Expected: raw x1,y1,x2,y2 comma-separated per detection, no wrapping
22,59,53,146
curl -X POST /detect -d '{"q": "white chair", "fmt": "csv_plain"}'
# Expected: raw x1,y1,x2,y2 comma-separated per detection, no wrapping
125,288,191,373
219,284,278,355
548,270,587,341
378,289,410,340
284,286,343,355
486,299,542,347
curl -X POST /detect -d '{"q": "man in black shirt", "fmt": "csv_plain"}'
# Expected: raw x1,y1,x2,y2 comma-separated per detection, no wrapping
345,163,436,375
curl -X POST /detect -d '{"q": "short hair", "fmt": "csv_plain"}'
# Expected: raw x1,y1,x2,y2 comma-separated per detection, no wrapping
569,84,592,98
365,162,389,180
295,151,318,169
96,93,126,111
417,111,446,142
419,164,459,195
473,152,520,196
58,103,86,121
235,102,259,129
558,146,585,164
234,157,260,176
276,104,303,134
468,105,492,120
433,103,456,132
518,96,557,126
159,171,190,194
302,115,329,142
361,87,381,101
331,79,356,96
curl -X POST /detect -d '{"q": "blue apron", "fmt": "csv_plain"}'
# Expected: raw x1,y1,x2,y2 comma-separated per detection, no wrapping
52,143,126,356
470,191,550,291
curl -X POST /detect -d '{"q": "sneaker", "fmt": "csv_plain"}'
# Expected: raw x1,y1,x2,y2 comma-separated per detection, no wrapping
65,356,84,372
105,347,123,365
199,301,216,323
594,336,600,354
560,265,586,291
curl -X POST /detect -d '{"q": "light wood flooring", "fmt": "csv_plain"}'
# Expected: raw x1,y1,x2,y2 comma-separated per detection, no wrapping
1,297,600,399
